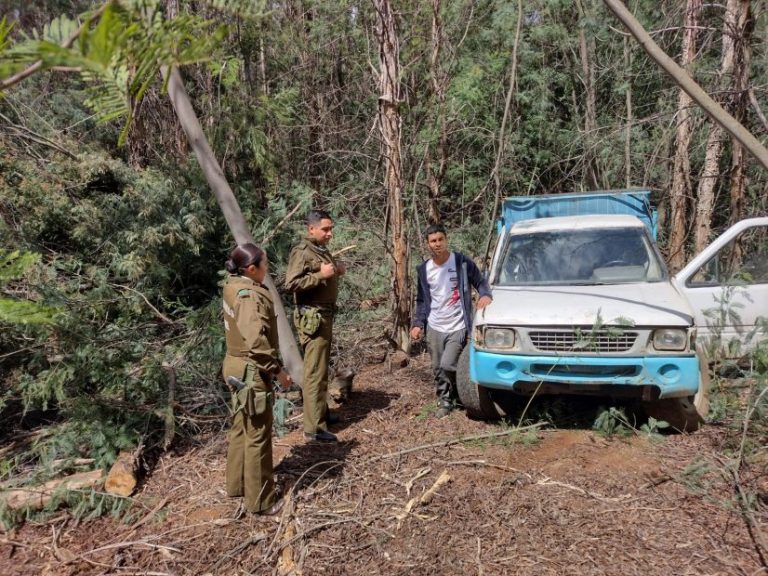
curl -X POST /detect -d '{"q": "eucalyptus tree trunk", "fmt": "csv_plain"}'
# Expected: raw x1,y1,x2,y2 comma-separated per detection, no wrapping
605,0,768,276
576,0,601,190
162,65,304,386
728,2,753,233
693,0,745,254
666,0,700,271
373,0,410,352
425,0,447,225
624,35,632,188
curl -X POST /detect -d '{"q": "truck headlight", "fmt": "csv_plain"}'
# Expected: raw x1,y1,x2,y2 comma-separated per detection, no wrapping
652,329,687,351
484,327,516,349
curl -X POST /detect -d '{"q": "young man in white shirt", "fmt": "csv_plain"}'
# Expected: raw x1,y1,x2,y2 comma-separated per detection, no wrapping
410,224,493,417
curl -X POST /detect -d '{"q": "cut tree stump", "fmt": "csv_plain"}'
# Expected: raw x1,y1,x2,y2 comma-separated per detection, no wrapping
105,450,139,497
388,350,409,371
0,470,103,511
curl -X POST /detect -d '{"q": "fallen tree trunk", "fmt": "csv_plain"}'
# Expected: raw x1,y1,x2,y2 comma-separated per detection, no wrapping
105,450,140,497
603,0,768,171
0,470,103,511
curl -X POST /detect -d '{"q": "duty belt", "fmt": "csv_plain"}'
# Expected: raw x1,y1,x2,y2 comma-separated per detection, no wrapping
297,304,336,316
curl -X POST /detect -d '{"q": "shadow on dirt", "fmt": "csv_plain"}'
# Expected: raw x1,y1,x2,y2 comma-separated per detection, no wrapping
276,438,359,495
273,388,399,495
489,392,647,430
329,388,400,433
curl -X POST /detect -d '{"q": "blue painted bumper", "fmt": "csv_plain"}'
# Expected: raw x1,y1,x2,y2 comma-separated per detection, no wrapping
470,346,700,398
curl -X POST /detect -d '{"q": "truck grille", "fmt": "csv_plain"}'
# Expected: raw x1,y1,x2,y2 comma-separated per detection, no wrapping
529,330,638,353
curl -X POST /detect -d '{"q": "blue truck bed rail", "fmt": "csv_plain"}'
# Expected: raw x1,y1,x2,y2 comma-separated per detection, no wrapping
499,189,657,239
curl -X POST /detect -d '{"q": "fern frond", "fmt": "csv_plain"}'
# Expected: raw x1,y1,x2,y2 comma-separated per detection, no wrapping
0,40,45,81
0,1,225,134
144,13,226,67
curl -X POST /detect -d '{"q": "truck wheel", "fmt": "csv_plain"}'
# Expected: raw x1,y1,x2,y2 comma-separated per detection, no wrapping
643,349,711,432
456,346,504,420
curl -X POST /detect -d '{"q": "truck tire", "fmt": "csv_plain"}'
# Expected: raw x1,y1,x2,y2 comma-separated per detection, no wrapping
456,346,504,420
643,349,711,432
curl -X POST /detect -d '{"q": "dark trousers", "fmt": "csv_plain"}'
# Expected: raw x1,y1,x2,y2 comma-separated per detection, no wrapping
426,327,467,406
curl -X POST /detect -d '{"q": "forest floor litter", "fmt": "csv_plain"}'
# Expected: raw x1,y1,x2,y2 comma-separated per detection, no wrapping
1,355,766,575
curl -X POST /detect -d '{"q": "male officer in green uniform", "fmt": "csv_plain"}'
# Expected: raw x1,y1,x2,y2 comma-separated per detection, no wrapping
285,209,346,443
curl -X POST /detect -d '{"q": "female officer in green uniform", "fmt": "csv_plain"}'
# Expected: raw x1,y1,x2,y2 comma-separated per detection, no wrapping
223,243,292,515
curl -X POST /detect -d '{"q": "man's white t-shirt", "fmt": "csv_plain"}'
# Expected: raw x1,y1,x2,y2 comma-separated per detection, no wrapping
426,253,464,333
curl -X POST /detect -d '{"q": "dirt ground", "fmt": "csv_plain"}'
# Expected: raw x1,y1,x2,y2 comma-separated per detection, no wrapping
1,355,767,575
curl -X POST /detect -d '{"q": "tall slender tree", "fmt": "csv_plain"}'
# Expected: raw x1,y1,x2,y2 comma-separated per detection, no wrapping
424,0,447,225
667,0,700,271
576,0,602,190
693,0,746,254
728,0,754,232
373,0,410,351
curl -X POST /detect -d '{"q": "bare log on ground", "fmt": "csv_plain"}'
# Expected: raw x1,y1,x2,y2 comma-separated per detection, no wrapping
105,450,139,497
0,470,103,511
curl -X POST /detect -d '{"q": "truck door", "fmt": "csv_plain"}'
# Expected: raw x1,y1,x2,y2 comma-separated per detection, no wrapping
674,217,768,357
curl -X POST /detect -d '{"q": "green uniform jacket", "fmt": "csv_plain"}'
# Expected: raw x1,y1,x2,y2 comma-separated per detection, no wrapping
284,237,339,308
222,275,282,379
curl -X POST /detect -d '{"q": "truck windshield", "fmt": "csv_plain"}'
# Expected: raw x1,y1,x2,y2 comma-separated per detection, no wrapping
495,227,666,286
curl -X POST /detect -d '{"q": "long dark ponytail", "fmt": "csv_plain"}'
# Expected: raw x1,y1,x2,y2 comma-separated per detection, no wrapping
225,243,265,274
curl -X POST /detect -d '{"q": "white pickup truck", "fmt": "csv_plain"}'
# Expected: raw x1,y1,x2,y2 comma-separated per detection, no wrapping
458,190,768,431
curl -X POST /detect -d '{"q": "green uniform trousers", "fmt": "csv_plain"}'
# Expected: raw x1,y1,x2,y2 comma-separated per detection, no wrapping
223,358,276,513
298,312,333,435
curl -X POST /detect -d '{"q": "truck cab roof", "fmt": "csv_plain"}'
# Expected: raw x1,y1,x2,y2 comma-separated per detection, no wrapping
510,214,647,234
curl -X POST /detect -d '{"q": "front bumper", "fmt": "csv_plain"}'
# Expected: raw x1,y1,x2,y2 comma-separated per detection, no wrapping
470,346,700,398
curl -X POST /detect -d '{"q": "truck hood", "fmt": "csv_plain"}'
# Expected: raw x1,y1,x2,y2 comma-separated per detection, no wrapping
477,282,693,327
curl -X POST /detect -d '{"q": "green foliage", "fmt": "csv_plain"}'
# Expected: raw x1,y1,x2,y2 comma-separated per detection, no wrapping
0,1,227,143
0,131,228,460
752,328,768,374
415,402,437,422
592,406,633,438
639,416,669,439
201,0,269,18
0,16,13,54
680,458,712,495
0,250,39,280
0,487,133,531
0,251,59,325
53,418,141,468
272,397,295,437
593,405,669,440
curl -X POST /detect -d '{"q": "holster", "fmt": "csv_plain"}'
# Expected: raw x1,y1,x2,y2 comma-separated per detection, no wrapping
231,363,272,416
294,305,322,337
